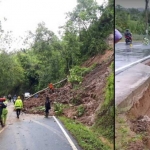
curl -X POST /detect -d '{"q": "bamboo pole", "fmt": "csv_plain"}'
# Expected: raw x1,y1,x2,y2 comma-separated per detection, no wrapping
26,78,67,100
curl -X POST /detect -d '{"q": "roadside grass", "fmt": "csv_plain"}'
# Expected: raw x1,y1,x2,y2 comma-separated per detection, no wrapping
115,113,132,150
92,63,114,144
115,110,145,150
59,116,111,150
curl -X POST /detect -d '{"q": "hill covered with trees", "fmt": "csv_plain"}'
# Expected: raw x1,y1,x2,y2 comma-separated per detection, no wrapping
115,4,150,34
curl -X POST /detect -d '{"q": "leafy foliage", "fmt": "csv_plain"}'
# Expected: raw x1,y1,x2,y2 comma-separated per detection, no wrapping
59,116,111,150
0,0,113,99
77,105,85,117
54,102,64,116
115,5,148,34
67,65,95,85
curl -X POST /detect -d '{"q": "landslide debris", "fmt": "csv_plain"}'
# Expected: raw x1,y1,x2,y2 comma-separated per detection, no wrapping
23,50,113,126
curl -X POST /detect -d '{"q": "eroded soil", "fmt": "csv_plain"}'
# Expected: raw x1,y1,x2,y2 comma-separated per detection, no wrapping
116,82,150,149
23,50,113,126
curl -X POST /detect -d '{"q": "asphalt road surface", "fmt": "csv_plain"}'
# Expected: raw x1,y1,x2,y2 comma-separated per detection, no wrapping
0,103,82,150
115,42,150,70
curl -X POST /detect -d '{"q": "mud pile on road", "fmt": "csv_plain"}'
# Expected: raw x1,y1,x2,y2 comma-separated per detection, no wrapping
23,50,113,126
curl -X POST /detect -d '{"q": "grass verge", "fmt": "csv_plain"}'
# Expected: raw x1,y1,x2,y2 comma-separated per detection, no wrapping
59,116,111,150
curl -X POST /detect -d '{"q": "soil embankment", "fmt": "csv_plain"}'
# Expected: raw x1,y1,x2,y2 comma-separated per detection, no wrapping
116,60,150,149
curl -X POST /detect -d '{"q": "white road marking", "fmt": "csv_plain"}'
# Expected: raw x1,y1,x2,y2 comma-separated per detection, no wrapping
32,119,66,140
53,116,78,150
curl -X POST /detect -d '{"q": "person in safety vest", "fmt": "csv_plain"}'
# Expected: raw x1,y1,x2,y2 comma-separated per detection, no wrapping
14,96,23,119
1,97,8,126
0,98,7,127
48,83,54,93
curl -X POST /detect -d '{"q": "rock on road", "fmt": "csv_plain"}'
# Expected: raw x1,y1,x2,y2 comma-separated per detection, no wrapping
0,102,82,150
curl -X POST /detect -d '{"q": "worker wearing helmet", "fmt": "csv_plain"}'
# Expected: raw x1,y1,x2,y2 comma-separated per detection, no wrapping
124,29,132,37
0,98,7,127
14,96,23,118
1,97,8,126
48,83,54,93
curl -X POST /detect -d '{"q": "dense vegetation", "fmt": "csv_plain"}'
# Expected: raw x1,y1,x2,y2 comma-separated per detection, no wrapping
0,0,114,149
115,4,150,34
0,0,113,96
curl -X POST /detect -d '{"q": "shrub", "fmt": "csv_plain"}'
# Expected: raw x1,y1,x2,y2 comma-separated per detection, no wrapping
67,65,95,85
54,102,64,116
77,105,85,117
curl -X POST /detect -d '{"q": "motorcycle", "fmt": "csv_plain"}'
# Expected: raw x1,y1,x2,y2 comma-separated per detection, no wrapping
125,35,132,45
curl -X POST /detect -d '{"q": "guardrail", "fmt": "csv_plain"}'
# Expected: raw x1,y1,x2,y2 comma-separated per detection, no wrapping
115,55,150,75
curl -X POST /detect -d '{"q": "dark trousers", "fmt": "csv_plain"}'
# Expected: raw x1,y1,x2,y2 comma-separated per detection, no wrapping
45,108,50,117
16,109,21,118
0,116,4,127
8,97,11,102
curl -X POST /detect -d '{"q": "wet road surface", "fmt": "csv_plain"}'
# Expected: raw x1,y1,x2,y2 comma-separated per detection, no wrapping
0,103,82,150
115,42,150,70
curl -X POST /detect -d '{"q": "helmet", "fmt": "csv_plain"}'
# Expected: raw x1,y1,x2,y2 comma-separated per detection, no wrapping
126,29,129,31
0,98,6,102
18,96,20,99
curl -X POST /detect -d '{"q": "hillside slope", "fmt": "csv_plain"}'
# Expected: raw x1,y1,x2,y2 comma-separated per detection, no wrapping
23,50,113,124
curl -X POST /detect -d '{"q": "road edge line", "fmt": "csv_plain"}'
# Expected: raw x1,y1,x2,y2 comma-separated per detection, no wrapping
53,116,78,150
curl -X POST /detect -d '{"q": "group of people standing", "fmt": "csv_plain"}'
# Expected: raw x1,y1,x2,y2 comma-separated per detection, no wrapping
7,94,21,104
0,82,54,128
0,95,23,127
0,93,51,128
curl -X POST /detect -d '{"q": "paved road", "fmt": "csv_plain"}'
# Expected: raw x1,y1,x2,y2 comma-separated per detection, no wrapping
115,42,150,70
0,103,82,150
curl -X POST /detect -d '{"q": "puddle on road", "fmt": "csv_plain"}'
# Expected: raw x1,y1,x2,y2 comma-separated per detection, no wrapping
115,49,150,69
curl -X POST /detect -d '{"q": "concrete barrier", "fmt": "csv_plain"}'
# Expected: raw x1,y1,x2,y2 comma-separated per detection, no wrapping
115,62,150,112
115,55,150,75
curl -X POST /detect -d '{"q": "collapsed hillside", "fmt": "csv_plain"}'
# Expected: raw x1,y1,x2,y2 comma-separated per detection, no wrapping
23,50,113,125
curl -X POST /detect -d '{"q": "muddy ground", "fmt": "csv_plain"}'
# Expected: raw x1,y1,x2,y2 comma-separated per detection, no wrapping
116,80,150,150
23,50,113,126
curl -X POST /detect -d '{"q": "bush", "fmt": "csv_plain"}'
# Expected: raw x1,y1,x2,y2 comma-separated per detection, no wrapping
67,65,95,85
54,102,64,116
77,105,85,117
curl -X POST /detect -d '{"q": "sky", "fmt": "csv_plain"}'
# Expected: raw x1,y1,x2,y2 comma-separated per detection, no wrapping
115,0,145,8
0,0,107,51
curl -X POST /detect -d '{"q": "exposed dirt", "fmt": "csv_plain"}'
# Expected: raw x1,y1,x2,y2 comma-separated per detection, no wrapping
127,141,145,150
23,50,113,126
120,83,150,149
